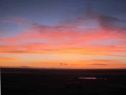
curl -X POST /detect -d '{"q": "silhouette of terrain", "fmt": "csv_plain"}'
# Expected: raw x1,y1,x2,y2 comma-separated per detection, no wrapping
1,68,126,95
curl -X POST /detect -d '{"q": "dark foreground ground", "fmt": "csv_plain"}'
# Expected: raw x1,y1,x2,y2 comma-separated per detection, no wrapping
1,68,126,95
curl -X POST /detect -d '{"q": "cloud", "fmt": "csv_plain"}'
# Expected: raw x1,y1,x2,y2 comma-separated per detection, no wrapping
0,16,28,26
0,15,125,60
85,2,126,34
96,15,126,36
2,50,28,53
2,21,125,44
20,66,28,68
0,39,3,42
59,63,68,65
91,63,108,65
80,59,126,64
0,57,16,60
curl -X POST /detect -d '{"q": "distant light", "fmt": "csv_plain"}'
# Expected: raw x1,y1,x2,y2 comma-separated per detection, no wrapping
78,77,97,80
78,77,106,80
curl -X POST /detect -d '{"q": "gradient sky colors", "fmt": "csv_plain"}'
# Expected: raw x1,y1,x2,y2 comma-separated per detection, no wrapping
0,0,126,69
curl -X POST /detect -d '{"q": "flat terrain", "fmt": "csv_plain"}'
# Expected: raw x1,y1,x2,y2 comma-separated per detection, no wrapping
1,68,126,95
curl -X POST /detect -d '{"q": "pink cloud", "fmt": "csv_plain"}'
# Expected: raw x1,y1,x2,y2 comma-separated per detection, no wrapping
0,17,125,57
2,24,125,44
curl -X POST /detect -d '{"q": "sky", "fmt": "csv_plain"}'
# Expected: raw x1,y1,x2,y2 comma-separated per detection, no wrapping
0,0,126,69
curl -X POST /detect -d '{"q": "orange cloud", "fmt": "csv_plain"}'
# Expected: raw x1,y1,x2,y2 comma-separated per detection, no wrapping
0,57,16,61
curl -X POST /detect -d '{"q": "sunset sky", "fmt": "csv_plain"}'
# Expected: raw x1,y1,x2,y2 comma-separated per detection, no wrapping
0,0,126,69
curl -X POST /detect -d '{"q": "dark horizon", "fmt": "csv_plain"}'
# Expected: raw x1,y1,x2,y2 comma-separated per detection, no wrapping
2,68,126,95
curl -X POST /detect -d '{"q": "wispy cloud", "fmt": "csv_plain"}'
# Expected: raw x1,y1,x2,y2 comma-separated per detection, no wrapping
59,63,68,65
0,57,16,60
91,63,108,65
0,16,28,26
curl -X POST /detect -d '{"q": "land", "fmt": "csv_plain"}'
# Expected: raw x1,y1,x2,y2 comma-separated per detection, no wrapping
1,68,126,95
